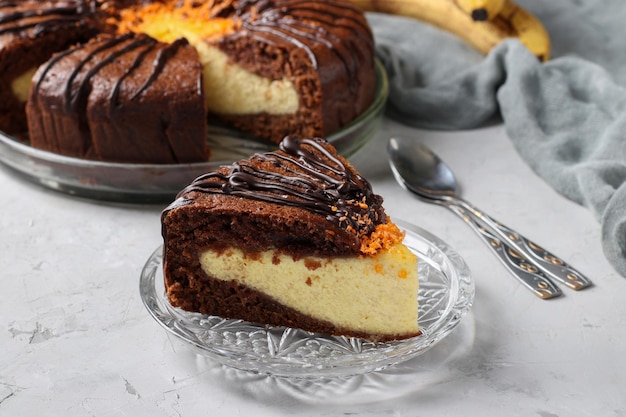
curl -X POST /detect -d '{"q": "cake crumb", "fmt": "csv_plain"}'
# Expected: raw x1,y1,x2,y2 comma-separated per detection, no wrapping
304,258,322,270
359,221,405,256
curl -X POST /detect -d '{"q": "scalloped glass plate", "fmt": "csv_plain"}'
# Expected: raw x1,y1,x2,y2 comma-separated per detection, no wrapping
139,220,474,378
0,60,387,203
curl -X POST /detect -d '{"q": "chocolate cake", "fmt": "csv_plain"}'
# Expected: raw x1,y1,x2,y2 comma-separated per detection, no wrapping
161,136,419,342
2,0,376,164
26,32,207,163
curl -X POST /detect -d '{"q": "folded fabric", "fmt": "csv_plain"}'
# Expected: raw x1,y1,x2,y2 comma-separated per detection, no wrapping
366,1,626,277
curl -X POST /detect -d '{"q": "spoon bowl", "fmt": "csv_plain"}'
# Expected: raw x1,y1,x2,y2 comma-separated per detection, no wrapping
387,136,591,298
387,136,457,200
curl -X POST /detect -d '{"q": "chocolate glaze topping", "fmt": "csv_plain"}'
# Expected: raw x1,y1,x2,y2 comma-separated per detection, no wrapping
179,136,385,236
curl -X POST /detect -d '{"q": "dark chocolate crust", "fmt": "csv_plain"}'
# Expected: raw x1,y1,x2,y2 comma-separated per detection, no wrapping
27,32,207,163
161,137,401,341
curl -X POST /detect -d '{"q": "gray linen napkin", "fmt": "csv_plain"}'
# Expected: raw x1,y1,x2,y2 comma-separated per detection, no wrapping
366,1,626,277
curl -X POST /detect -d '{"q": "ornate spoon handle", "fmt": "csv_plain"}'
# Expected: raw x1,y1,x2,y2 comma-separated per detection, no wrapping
455,199,593,291
445,202,562,299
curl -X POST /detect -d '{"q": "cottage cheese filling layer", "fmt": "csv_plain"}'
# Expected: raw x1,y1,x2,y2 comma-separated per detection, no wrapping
199,243,419,336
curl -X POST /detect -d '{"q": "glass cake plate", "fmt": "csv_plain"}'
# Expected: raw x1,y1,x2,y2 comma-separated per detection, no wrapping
139,220,475,378
0,60,388,204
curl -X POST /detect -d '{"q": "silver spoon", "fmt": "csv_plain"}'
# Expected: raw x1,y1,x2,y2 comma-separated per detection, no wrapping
387,136,592,299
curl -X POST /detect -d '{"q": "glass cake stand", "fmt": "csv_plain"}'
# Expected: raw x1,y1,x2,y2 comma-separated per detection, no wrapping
139,220,475,378
0,60,388,204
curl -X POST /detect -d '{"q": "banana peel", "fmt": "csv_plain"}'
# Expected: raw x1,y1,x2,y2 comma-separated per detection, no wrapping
455,0,505,21
348,0,550,61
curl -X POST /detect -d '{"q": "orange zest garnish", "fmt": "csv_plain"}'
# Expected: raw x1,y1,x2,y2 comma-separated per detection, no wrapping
359,221,405,256
117,0,235,42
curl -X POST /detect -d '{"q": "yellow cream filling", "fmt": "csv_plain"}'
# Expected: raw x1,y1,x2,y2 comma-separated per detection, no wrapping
199,243,419,336
119,6,299,115
11,67,37,103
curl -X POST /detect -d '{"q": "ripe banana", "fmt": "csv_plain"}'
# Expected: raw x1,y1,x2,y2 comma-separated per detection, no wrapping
455,0,505,21
347,0,550,61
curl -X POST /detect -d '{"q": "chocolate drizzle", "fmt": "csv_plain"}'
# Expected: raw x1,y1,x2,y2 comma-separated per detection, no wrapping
129,37,189,101
0,1,97,36
33,33,189,112
228,0,373,94
179,136,384,236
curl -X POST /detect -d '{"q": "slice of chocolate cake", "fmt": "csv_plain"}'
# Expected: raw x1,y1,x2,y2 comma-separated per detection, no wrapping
161,136,419,342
